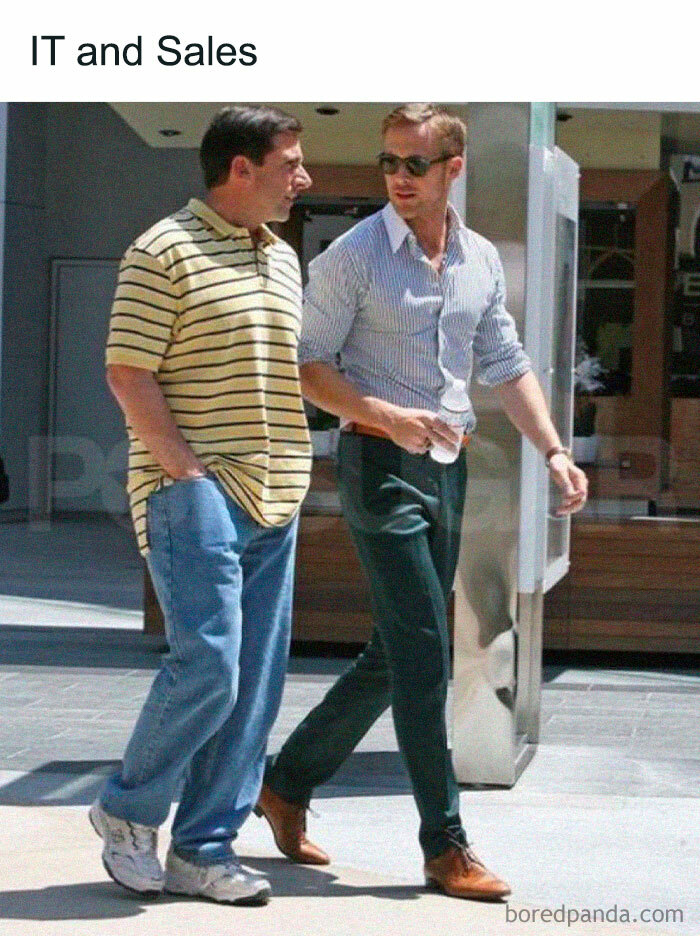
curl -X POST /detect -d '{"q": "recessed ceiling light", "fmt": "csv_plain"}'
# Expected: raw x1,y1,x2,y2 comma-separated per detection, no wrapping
315,106,339,116
159,129,182,137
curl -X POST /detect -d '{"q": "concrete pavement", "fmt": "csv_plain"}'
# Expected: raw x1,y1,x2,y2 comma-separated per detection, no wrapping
0,802,682,936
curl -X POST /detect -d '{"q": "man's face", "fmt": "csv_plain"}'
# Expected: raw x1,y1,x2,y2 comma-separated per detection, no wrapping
248,131,312,224
381,122,461,223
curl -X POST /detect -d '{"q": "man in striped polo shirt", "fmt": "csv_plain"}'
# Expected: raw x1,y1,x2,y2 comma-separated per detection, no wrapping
90,105,312,905
257,104,588,900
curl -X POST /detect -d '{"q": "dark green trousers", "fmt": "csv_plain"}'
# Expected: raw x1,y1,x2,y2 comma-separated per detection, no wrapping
266,432,468,860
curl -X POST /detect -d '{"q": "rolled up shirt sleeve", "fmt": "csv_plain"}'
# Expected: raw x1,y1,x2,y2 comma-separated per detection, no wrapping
299,241,363,366
473,245,532,386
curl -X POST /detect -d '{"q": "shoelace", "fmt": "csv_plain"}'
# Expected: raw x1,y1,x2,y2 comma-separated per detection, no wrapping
127,821,157,854
216,860,247,881
290,803,319,834
445,831,480,869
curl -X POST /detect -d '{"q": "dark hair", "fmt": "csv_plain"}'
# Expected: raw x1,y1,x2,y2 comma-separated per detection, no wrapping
200,105,303,189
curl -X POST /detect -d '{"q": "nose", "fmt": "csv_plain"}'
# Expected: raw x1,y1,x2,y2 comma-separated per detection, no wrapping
295,165,312,190
394,163,413,184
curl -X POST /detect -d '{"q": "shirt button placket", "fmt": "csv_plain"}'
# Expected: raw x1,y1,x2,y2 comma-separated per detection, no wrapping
435,256,451,388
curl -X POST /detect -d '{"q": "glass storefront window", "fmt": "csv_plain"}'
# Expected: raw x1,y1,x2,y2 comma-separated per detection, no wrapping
577,203,635,397
574,190,700,521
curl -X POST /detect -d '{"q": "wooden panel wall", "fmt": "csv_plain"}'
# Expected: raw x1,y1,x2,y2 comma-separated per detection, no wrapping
544,520,700,653
668,398,700,505
296,517,700,653
293,514,374,643
302,164,386,199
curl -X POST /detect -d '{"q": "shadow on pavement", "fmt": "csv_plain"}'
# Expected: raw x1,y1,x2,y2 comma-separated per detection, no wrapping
239,857,424,900
0,626,165,669
0,865,423,921
0,881,152,921
0,761,118,806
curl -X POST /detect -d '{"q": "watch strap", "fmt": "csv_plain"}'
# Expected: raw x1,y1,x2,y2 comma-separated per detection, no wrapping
545,445,573,467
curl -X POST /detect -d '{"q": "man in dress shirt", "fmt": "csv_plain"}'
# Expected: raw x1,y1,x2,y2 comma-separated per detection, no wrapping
255,104,588,900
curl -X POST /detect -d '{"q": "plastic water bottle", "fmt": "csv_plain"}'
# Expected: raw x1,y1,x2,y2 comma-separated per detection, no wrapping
430,385,469,464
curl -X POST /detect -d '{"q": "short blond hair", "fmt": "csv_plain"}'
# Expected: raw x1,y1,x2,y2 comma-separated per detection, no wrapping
382,104,467,155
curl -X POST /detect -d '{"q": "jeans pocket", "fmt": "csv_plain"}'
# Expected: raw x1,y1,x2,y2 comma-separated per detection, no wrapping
145,487,162,552
163,474,235,549
169,474,210,486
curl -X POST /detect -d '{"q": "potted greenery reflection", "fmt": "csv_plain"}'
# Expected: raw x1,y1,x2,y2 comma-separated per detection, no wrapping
573,338,606,464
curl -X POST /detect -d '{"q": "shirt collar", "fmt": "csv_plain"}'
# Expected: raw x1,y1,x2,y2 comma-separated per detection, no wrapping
381,201,466,257
445,204,467,260
187,197,279,246
381,202,413,253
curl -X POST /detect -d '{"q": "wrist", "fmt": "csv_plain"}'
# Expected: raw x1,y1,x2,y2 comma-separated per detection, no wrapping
170,464,207,481
545,445,573,468
366,399,399,434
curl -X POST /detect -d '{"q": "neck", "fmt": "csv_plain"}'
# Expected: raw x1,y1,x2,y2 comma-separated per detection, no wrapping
406,204,449,257
205,190,263,234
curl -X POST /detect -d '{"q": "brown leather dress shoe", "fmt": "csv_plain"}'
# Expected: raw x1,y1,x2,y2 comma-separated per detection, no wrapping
424,844,511,901
254,784,330,865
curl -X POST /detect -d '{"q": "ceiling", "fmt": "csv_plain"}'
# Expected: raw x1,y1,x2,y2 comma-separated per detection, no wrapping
110,103,700,169
111,103,469,164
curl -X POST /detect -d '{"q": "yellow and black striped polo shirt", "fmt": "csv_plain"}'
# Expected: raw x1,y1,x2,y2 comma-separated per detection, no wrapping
105,197,312,555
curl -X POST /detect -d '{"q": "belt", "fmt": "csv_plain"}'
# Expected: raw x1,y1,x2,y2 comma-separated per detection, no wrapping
343,422,471,448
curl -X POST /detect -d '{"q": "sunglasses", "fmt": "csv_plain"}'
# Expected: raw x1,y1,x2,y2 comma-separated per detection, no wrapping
377,152,455,177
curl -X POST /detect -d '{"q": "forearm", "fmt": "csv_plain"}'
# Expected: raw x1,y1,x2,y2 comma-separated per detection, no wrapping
494,370,562,455
299,362,399,432
299,362,464,454
106,365,205,479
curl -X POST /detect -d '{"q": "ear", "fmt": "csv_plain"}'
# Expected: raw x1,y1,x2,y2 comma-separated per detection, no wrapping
447,154,464,182
228,154,253,181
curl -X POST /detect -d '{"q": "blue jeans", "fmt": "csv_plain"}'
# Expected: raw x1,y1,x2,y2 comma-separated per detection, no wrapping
100,475,298,865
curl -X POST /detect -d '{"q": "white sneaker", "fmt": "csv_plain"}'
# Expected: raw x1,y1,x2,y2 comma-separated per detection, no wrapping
89,801,163,894
164,847,272,905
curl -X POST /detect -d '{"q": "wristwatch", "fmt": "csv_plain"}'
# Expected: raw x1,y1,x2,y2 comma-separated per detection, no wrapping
545,446,573,468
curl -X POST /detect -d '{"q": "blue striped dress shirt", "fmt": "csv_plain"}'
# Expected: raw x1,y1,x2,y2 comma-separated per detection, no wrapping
298,202,532,433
